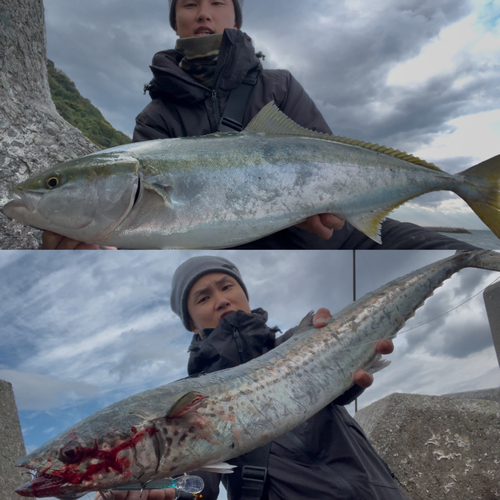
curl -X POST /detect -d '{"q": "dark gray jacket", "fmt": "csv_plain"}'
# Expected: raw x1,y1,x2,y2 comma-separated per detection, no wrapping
187,309,410,500
133,29,329,141
134,29,477,250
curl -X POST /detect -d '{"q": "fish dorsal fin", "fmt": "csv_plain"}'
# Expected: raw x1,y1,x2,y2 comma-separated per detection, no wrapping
245,102,442,172
245,101,320,137
295,311,315,334
167,391,208,419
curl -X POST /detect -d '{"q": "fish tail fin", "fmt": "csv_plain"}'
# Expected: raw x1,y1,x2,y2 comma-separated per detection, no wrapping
458,249,500,272
455,154,500,238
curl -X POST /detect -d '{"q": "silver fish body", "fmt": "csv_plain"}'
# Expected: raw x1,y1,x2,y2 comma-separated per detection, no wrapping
15,250,500,498
3,103,500,248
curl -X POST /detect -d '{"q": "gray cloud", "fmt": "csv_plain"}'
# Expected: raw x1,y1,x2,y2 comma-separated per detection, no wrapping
43,0,495,150
0,369,99,411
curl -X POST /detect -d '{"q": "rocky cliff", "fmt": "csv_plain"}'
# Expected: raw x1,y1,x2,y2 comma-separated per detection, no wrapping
0,0,99,249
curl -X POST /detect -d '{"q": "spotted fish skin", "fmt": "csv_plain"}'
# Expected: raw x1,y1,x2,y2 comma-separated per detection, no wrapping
15,250,500,498
3,103,500,249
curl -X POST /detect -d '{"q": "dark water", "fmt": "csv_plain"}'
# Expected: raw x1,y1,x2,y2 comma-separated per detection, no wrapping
438,230,500,249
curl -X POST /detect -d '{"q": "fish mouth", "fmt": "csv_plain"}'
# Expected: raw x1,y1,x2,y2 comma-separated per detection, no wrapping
2,190,93,232
15,468,87,500
15,469,66,498
2,190,39,219
2,197,25,220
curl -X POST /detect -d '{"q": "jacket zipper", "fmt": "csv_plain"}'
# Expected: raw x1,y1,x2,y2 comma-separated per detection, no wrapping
212,89,221,126
233,328,247,363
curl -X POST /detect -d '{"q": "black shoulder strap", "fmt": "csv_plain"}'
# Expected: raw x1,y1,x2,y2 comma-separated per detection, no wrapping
222,443,271,500
217,67,259,132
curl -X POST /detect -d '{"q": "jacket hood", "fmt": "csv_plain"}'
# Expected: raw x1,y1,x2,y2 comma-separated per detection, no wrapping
146,29,261,103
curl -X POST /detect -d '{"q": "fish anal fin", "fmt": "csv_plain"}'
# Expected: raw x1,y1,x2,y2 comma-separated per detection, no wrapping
347,197,417,244
347,208,391,244
167,391,209,419
245,102,440,170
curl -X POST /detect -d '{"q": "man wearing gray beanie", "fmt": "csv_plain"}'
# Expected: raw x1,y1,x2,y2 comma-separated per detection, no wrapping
168,0,244,32
170,255,249,333
156,255,408,500
130,0,348,250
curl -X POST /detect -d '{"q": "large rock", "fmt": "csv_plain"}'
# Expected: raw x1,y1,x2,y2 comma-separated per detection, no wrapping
0,0,99,249
484,282,500,368
446,387,500,404
0,380,26,500
354,392,500,500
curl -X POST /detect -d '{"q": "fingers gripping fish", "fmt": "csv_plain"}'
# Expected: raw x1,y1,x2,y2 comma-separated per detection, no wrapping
15,250,500,498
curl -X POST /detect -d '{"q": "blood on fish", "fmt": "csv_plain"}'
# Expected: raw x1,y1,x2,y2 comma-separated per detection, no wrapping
47,428,158,487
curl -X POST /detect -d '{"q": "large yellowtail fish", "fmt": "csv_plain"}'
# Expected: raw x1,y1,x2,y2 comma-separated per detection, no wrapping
15,250,500,498
3,102,500,248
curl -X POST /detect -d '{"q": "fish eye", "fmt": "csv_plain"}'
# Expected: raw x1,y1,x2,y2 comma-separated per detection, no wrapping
59,442,83,464
45,176,60,189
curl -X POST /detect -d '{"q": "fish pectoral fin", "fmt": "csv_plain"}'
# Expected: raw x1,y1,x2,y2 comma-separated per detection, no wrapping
364,356,392,375
201,463,237,474
166,391,209,419
143,181,174,207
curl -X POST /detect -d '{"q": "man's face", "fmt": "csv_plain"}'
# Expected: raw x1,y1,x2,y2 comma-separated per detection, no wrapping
175,0,237,39
187,272,250,333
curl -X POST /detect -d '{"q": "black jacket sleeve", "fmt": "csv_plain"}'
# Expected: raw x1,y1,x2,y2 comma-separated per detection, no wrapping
133,99,178,142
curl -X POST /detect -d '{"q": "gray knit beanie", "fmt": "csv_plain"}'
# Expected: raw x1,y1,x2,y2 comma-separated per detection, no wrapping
169,0,244,31
171,256,249,331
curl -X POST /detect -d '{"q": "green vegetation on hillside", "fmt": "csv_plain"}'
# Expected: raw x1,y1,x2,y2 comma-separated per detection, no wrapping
47,59,131,149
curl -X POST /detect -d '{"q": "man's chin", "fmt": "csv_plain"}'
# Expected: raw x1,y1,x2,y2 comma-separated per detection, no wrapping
220,310,236,320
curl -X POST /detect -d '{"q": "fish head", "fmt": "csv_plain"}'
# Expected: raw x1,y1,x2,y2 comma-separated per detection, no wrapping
2,153,141,244
14,420,159,498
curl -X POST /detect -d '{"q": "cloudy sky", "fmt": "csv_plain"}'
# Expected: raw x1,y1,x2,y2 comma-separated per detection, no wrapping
1,250,499,475
41,0,500,230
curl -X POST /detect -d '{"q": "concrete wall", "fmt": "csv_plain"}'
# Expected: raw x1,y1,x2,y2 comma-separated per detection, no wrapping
0,380,26,500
